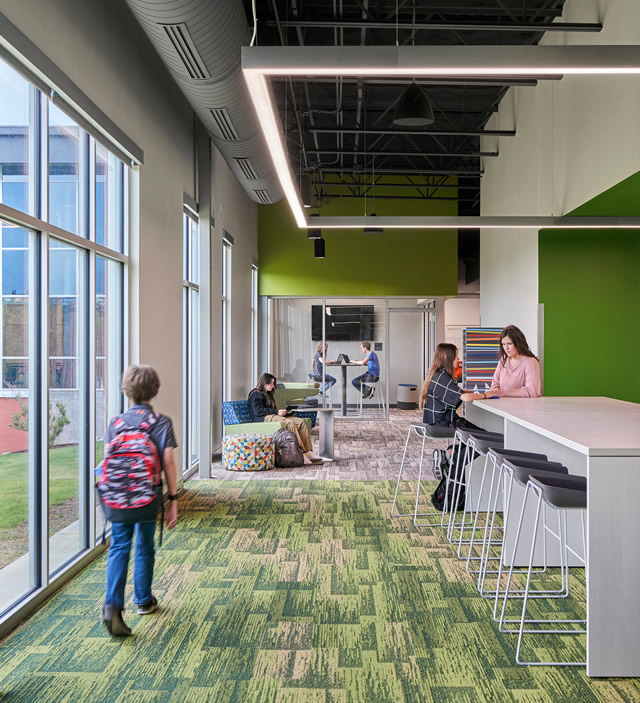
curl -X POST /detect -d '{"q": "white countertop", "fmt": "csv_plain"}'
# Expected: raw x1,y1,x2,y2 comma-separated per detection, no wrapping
472,397,640,456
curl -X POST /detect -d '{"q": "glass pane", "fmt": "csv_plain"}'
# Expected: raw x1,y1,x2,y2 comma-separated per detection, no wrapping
95,257,122,543
48,241,84,573
189,288,199,469
0,58,30,217
49,297,76,358
3,359,28,389
49,246,77,296
2,249,28,295
3,297,28,356
49,103,82,235
2,222,28,248
95,144,107,246
190,219,199,285
0,220,33,613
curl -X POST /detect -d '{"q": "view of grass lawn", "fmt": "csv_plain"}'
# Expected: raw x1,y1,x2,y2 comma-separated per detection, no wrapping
0,443,103,569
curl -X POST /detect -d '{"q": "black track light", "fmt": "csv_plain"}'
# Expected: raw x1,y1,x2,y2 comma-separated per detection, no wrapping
393,83,434,127
363,213,383,234
307,212,322,239
314,238,325,258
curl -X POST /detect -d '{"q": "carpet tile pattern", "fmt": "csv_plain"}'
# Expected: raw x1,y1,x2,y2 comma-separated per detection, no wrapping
211,409,448,481
1,479,639,702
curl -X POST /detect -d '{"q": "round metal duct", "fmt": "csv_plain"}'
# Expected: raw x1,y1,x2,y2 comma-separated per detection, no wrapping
124,0,283,205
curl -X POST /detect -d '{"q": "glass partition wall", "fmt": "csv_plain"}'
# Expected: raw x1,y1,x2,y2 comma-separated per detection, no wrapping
268,297,389,419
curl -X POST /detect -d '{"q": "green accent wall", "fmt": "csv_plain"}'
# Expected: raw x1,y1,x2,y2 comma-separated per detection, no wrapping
258,187,458,296
539,171,640,402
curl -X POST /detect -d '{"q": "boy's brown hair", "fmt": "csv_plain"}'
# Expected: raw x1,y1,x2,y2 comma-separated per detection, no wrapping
121,365,160,404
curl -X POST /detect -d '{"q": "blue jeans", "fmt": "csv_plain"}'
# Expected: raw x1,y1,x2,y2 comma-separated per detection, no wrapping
311,374,336,393
352,373,379,396
105,521,156,609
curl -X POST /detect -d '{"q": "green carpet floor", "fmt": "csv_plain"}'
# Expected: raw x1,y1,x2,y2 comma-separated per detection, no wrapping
1,480,638,702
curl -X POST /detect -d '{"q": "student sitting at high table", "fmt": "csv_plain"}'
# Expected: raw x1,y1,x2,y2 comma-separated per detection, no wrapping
419,343,487,473
351,341,380,399
489,325,541,398
309,342,337,394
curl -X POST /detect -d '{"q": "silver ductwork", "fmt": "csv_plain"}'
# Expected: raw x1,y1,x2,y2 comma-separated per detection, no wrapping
124,0,283,205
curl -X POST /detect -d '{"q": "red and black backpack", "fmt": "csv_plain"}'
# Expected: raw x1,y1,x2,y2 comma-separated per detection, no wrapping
96,411,162,525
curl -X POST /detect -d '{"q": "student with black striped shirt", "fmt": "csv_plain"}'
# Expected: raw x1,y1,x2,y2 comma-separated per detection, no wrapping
419,343,487,473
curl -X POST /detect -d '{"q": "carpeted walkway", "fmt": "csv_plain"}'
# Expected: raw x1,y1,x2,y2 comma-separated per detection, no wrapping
210,409,448,481
1,479,638,702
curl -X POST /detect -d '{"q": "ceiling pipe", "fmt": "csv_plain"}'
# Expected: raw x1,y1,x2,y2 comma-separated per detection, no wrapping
124,0,283,205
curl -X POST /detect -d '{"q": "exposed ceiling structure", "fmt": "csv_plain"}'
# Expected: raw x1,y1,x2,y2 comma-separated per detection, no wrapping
241,0,599,217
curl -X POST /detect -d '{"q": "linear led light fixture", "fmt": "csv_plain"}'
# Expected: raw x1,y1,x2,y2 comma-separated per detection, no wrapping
309,216,640,229
242,45,640,230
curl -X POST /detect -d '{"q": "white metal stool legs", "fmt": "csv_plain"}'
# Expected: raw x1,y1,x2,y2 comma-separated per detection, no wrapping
357,379,385,416
390,424,448,527
510,479,587,666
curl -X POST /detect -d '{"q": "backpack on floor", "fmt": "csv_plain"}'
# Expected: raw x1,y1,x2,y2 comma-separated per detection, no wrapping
273,428,305,468
96,411,162,524
430,461,466,513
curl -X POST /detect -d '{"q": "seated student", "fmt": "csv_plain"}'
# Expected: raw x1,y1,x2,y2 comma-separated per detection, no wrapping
489,324,541,398
248,373,320,465
309,342,337,394
351,341,380,399
419,343,487,471
419,343,487,429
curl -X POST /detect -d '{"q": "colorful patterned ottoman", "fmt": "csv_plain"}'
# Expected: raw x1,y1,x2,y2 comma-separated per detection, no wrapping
222,433,275,471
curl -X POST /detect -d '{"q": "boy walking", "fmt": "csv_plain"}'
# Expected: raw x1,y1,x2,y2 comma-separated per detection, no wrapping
99,365,178,636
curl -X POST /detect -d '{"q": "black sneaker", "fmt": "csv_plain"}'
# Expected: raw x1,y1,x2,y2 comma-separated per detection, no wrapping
432,449,449,480
102,605,132,636
137,596,158,615
369,387,376,399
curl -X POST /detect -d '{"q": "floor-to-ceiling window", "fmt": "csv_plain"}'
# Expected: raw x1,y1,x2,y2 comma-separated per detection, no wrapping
221,234,232,401
182,208,199,475
251,264,258,386
0,54,127,617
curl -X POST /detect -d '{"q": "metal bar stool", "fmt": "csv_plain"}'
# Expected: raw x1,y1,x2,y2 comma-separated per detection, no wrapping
357,378,386,416
496,460,573,630
474,448,548,596
509,474,587,666
446,429,504,546
453,431,505,561
476,456,567,608
390,422,454,525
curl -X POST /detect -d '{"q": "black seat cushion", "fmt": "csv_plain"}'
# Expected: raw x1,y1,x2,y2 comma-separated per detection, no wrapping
411,422,456,439
529,474,587,509
487,447,547,462
469,433,504,454
502,457,566,485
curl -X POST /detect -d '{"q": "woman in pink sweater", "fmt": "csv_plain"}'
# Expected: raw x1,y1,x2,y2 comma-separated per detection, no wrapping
489,325,541,398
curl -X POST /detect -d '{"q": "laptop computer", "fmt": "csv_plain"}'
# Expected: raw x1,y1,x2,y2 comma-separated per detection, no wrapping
336,353,350,364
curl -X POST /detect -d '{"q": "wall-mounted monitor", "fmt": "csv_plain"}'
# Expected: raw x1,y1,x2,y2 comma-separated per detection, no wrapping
311,305,375,341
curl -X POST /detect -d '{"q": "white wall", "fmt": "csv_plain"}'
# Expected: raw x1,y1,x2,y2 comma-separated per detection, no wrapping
211,146,258,449
444,297,481,357
479,0,640,355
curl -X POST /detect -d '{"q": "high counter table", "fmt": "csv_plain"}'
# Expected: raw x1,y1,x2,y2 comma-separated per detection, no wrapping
466,396,640,678
326,362,362,416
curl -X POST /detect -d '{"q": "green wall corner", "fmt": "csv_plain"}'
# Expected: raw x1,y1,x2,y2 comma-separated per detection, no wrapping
258,192,458,297
539,171,640,402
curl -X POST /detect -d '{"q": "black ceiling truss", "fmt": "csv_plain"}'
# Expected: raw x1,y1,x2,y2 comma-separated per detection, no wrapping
244,0,594,215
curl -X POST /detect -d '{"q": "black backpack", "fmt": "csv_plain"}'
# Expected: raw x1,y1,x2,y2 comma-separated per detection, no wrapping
430,458,466,512
273,428,305,467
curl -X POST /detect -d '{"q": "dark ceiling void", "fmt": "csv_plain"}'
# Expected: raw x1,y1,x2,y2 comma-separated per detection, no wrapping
242,0,598,218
